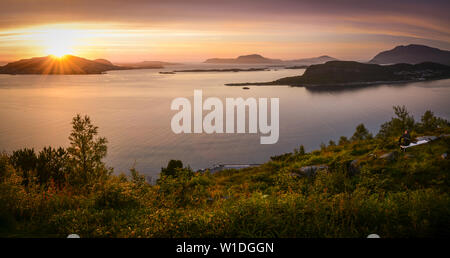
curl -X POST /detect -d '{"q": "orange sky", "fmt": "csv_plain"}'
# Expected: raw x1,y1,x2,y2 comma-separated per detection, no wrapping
0,0,449,63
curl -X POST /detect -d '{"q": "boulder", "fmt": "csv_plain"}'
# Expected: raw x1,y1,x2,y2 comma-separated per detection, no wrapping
416,135,438,141
348,159,361,175
380,151,398,161
298,165,328,177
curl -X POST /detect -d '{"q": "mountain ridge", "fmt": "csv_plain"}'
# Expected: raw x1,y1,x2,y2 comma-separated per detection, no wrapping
369,44,450,65
204,54,337,65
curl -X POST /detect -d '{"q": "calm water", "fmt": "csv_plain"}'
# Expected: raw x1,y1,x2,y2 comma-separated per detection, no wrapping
1,64,449,178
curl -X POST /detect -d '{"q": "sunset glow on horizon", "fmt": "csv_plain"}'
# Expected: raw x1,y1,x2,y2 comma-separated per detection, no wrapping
0,0,449,63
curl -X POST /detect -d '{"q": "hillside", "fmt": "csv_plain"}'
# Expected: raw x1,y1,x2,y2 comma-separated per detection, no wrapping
93,58,114,66
369,44,450,65
0,106,449,237
0,55,133,75
226,61,450,87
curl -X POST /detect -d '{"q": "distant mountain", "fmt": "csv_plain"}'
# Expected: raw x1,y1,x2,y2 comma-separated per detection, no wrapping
0,55,133,74
204,54,337,65
205,54,282,64
369,44,450,65
117,60,180,68
286,55,338,65
226,61,450,87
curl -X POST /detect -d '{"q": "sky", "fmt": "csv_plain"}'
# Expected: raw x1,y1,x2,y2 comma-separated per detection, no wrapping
0,0,449,62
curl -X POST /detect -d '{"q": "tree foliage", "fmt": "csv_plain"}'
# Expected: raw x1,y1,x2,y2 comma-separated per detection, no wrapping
416,110,449,133
160,159,184,178
351,123,373,141
67,114,109,186
378,105,415,138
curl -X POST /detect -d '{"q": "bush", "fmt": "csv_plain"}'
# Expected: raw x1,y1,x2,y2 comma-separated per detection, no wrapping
94,181,139,209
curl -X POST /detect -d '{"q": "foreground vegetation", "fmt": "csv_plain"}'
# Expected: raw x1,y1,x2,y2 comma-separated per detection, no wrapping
0,106,449,237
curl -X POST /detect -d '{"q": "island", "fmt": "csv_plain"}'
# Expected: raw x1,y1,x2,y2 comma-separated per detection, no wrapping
0,55,179,75
204,54,282,64
225,61,450,88
0,55,137,75
204,54,338,66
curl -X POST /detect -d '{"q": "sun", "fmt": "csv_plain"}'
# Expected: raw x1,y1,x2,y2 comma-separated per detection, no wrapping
41,29,77,57
47,45,71,58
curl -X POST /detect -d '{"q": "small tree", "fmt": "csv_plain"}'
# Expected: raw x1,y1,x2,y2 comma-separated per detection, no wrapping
298,145,305,155
294,145,306,156
339,136,349,145
351,124,372,141
378,105,415,138
67,114,109,186
417,110,449,132
130,167,146,186
0,153,12,182
10,148,37,186
160,160,184,177
36,146,68,188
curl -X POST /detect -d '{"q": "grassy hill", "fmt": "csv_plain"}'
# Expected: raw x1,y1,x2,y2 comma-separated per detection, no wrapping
0,106,449,238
